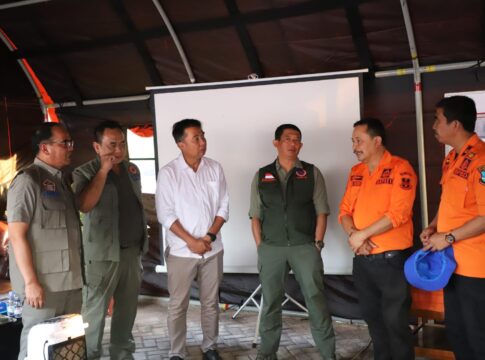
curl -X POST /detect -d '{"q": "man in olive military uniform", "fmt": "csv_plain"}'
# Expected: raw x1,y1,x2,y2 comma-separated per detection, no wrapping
72,120,148,359
249,124,336,360
7,123,83,360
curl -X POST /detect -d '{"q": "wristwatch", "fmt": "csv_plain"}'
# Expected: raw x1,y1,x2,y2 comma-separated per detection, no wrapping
445,233,456,244
207,232,217,242
315,240,324,251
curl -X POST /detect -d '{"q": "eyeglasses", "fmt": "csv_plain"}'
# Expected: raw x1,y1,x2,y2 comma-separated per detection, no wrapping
42,139,75,149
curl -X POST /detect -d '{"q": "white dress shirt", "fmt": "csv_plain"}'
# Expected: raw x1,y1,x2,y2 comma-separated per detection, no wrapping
156,155,229,258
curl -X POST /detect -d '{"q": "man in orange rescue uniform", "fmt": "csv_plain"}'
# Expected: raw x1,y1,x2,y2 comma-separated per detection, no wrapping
339,118,416,360
420,96,485,360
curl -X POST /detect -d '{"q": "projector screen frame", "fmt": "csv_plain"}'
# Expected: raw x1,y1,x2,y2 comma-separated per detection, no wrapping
149,69,366,274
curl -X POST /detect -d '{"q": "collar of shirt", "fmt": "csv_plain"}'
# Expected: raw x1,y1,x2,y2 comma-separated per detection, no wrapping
445,133,480,166
177,154,206,172
34,157,63,180
363,150,392,177
275,158,302,179
442,133,481,180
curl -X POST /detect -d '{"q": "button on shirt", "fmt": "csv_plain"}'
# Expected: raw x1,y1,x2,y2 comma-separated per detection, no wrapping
156,155,229,259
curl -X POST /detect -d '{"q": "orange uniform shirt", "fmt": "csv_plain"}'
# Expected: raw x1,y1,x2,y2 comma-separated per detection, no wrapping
438,134,485,278
339,151,417,254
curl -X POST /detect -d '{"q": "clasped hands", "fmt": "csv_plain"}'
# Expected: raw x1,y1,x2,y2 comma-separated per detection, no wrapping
348,229,377,255
187,234,213,255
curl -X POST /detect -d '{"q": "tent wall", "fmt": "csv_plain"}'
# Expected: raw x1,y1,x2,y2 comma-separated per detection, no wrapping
2,67,485,319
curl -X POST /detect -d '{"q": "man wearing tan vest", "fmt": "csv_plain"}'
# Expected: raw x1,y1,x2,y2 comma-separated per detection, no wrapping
7,122,83,360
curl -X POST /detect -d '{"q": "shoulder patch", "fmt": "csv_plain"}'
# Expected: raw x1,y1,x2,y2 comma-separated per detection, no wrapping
400,177,412,190
478,166,485,186
128,164,138,174
127,164,140,180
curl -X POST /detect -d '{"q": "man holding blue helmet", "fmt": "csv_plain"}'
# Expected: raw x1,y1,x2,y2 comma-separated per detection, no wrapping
421,95,485,360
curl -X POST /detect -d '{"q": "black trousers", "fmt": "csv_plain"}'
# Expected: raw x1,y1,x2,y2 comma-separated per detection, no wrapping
353,253,414,360
444,274,485,360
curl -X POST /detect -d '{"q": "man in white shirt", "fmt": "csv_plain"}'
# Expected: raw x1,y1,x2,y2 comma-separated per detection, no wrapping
156,119,229,360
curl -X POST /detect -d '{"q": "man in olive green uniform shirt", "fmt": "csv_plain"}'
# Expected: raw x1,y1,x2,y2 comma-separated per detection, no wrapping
72,121,148,360
249,124,335,360
7,123,83,360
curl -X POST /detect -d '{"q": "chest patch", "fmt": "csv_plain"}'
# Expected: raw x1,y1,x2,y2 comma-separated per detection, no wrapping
351,175,363,186
376,168,393,185
42,179,56,192
295,168,307,180
262,172,277,183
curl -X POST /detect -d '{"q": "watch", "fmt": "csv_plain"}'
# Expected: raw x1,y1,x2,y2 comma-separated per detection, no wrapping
315,240,324,251
445,233,456,244
207,232,217,242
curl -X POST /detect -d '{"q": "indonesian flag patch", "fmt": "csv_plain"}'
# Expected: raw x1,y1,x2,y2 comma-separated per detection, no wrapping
262,172,277,183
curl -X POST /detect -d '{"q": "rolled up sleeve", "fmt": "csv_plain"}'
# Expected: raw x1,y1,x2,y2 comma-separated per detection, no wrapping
338,171,354,223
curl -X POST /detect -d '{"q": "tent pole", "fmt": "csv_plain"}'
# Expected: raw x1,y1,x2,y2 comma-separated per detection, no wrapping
50,94,150,109
400,0,428,227
0,28,47,118
375,60,485,78
0,0,51,10
151,0,196,84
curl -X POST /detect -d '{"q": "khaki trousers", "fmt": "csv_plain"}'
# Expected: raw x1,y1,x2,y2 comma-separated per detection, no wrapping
166,249,223,359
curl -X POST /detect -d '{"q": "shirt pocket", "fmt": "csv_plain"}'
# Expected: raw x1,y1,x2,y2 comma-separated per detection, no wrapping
207,181,219,199
41,195,67,229
443,176,467,208
35,249,70,274
88,216,113,245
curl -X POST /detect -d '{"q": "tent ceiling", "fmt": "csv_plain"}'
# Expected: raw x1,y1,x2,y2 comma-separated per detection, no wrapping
0,0,484,105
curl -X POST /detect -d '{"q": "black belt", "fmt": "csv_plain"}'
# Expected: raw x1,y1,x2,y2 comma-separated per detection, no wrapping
356,250,403,260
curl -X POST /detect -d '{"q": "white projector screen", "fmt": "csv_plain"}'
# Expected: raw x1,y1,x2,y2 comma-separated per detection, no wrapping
150,72,364,274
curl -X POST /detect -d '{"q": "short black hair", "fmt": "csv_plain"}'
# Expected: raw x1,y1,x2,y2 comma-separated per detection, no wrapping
436,96,477,133
31,122,64,155
274,124,302,140
353,117,387,146
93,120,124,143
172,119,202,143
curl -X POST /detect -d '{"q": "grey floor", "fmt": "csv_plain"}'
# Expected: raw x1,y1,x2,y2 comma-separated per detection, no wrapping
99,296,433,360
